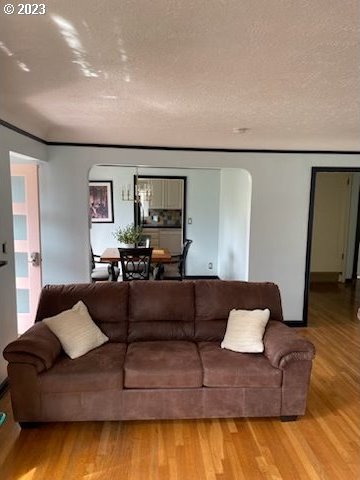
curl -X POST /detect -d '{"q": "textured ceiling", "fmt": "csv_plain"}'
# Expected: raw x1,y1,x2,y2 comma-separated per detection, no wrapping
0,0,359,150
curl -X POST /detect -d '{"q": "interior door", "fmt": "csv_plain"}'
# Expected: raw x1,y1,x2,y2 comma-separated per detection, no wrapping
11,163,42,334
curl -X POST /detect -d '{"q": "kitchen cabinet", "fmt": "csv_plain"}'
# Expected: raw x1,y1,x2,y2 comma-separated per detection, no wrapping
147,179,183,209
164,179,183,209
148,179,164,209
142,228,160,248
142,227,182,255
159,229,182,255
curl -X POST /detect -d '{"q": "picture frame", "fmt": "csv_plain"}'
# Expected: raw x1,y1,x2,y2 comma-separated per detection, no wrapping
89,180,114,223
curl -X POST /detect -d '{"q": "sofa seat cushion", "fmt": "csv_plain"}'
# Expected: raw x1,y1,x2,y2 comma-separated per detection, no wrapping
39,343,127,393
124,341,202,388
198,342,282,388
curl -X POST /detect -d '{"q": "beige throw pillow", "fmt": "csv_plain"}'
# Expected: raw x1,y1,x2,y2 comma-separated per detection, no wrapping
43,300,108,359
221,308,270,353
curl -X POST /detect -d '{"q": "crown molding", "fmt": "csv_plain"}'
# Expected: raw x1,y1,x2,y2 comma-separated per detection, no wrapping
0,119,46,144
1,119,360,154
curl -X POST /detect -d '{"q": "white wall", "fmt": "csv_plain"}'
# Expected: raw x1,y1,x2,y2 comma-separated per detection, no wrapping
138,166,220,275
89,165,220,276
89,166,135,255
40,146,360,323
218,169,252,280
0,126,47,384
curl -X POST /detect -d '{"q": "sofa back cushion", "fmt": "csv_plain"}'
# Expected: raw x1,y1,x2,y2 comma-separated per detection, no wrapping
128,281,195,341
35,283,129,342
195,280,283,341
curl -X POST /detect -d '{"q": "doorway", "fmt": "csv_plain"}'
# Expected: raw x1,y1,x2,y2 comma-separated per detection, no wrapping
10,161,42,334
303,167,360,325
136,175,187,256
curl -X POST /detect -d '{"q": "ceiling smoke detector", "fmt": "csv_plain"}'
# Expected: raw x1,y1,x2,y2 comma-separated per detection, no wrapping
232,127,250,134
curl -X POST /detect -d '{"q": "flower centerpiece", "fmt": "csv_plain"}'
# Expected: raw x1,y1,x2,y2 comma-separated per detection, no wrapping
113,223,143,248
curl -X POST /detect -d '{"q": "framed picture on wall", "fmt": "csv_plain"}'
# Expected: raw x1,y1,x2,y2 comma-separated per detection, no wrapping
89,180,114,223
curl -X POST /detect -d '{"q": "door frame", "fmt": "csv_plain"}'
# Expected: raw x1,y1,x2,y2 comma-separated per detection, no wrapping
135,175,187,242
303,166,360,325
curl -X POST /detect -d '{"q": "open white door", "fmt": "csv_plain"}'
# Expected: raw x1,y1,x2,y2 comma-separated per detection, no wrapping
11,163,42,334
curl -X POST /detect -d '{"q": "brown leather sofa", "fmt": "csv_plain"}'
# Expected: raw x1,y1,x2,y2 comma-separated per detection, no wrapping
3,280,315,426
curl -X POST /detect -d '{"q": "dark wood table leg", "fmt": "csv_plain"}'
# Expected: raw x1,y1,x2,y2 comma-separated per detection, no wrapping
154,263,164,280
109,262,118,281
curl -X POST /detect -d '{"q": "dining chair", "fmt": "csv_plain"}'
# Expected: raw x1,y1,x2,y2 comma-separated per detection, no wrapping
90,246,120,282
159,239,193,280
119,247,153,281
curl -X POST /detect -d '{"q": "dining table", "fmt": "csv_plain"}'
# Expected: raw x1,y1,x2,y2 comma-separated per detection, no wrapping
100,247,172,281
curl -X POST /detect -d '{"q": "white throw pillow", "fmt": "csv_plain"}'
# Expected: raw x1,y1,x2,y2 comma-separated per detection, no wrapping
43,300,108,359
221,308,270,353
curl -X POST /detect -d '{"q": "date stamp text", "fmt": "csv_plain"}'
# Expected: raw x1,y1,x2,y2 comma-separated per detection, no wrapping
3,3,46,15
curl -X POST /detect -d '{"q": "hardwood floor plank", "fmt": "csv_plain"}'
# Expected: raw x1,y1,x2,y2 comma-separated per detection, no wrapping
0,281,359,479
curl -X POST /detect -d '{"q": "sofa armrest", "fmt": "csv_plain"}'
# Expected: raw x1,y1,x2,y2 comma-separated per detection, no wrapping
3,322,62,373
263,321,315,369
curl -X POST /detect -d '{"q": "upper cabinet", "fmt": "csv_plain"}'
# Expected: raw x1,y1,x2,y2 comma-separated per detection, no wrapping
148,179,164,209
147,178,183,209
164,179,183,209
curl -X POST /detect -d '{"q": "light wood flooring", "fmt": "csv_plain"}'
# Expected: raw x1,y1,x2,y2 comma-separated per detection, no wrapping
0,282,359,479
